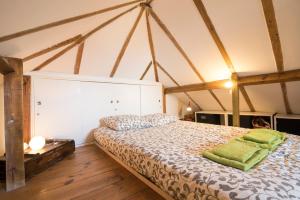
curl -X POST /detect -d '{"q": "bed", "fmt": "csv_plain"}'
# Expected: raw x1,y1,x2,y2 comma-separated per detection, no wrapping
94,120,300,200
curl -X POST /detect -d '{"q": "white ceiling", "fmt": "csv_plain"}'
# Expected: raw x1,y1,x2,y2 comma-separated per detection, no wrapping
0,0,299,114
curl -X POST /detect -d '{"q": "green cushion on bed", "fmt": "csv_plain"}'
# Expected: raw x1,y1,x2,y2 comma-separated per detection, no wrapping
212,140,261,163
243,129,279,144
203,149,269,171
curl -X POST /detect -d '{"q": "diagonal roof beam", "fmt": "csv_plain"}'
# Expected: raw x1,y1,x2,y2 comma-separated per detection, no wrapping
148,8,226,111
140,61,152,80
32,5,138,71
110,7,145,77
261,0,292,114
157,61,202,110
74,41,85,74
22,34,82,62
145,9,159,82
0,0,143,43
192,0,255,112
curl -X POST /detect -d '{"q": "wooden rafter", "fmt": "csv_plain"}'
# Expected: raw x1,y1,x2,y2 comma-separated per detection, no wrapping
261,0,292,114
0,0,143,43
165,68,300,94
240,86,255,112
110,7,145,77
157,61,202,110
23,34,82,62
148,9,226,111
74,41,85,74
32,5,138,71
140,61,152,80
192,0,255,112
145,9,159,82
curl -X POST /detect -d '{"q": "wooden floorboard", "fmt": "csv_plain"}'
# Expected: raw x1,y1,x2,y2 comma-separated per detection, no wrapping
0,145,163,200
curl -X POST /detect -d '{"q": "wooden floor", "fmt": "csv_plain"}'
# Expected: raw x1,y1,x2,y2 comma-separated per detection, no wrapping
0,145,163,200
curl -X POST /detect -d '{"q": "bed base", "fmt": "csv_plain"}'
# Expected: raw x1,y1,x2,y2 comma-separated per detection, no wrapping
95,142,174,200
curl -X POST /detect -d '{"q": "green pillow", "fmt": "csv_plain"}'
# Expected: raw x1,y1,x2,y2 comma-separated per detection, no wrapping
243,129,278,144
212,140,261,163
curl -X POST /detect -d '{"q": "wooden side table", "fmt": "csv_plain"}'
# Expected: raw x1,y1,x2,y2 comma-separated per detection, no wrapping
0,139,75,182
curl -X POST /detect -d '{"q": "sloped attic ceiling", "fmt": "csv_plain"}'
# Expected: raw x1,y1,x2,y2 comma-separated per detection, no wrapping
0,0,299,114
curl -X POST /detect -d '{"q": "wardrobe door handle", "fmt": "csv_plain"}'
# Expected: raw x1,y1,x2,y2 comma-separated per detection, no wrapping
116,100,119,104
110,100,114,104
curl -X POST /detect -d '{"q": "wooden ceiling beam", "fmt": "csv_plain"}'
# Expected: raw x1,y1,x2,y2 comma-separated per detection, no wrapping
148,9,226,111
140,61,152,80
0,0,143,43
0,57,15,75
192,0,255,112
110,7,144,77
145,9,159,82
23,34,82,62
157,61,202,110
261,0,292,114
165,68,300,94
74,41,85,74
239,69,300,86
32,5,138,71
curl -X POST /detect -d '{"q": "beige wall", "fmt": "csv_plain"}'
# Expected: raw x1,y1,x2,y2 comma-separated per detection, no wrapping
0,75,4,156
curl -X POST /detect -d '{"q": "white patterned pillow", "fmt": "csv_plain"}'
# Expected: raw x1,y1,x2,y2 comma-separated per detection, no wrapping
101,115,141,131
141,113,178,127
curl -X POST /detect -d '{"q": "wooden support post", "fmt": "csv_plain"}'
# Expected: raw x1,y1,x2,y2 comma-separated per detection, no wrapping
1,57,25,191
162,86,166,113
232,73,240,127
23,76,31,143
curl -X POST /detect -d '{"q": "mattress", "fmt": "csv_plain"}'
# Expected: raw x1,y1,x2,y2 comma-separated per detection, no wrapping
93,121,300,200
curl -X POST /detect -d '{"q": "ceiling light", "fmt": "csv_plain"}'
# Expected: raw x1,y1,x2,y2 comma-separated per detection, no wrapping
224,80,233,89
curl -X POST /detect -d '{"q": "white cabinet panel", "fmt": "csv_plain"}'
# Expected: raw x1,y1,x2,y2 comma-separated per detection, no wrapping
113,84,140,115
80,82,114,142
141,85,162,115
33,78,83,144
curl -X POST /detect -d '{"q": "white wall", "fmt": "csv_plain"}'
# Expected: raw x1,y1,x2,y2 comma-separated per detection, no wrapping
0,75,4,156
166,94,189,119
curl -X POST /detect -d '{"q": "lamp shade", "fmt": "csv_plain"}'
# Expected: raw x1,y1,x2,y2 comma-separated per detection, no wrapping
29,136,46,151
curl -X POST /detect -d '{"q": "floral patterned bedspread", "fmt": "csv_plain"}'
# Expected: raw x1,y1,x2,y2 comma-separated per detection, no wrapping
93,121,300,200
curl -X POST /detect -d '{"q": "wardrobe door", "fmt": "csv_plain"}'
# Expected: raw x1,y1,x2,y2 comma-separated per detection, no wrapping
112,84,140,115
140,85,163,115
80,82,114,141
32,78,83,144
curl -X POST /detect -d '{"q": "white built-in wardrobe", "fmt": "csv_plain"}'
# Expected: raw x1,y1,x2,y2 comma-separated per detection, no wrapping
29,73,163,146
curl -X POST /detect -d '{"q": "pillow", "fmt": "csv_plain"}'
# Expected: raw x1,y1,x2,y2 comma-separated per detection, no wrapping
141,113,178,127
101,115,141,131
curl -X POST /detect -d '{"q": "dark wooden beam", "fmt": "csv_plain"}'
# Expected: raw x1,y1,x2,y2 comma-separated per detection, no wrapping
32,5,138,71
140,61,152,80
145,9,159,82
240,86,255,112
0,0,143,43
157,62,202,110
165,69,300,94
23,35,82,62
0,58,15,75
239,69,300,86
165,79,229,94
149,9,226,111
232,73,240,127
2,57,25,191
261,0,292,114
74,41,85,74
192,0,255,112
110,7,144,77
